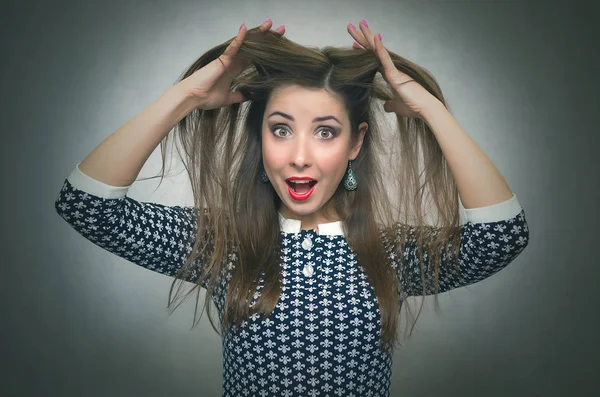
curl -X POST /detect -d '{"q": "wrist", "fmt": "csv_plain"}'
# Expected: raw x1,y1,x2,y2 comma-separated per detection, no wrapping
169,81,203,113
419,96,447,123
160,83,203,124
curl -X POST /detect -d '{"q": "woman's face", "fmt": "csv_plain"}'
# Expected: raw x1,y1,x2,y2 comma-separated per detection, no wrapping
262,84,368,229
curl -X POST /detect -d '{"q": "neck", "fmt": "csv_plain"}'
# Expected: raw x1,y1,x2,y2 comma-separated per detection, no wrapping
278,206,340,231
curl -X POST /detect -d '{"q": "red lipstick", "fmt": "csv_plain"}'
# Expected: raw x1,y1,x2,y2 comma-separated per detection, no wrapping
286,176,317,201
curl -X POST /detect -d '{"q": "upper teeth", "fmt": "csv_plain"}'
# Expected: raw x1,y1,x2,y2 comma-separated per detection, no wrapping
291,180,312,184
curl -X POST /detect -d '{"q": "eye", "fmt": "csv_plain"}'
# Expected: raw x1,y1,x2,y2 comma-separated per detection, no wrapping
272,126,290,138
317,128,336,139
270,124,337,139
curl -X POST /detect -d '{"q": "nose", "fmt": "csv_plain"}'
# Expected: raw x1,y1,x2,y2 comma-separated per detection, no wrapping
290,134,312,169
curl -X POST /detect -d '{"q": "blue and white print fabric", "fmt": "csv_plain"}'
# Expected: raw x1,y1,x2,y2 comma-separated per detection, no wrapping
55,162,529,397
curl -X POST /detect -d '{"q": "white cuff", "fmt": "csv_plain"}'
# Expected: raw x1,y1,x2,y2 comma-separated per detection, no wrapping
67,162,131,199
460,193,522,223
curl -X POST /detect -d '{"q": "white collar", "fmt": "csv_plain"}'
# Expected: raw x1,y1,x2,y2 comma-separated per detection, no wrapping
278,212,345,236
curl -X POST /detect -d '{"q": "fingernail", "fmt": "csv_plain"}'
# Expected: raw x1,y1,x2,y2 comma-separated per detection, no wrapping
377,33,382,41
349,23,356,30
361,20,368,27
276,25,284,30
263,18,271,24
239,23,245,31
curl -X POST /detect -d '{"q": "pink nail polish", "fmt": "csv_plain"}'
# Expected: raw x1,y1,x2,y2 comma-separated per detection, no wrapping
276,25,284,30
239,23,245,31
361,20,368,27
377,33,382,41
263,18,271,24
349,23,356,30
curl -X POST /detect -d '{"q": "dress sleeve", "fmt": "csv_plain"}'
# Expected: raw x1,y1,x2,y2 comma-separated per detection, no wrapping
390,193,530,298
54,162,209,285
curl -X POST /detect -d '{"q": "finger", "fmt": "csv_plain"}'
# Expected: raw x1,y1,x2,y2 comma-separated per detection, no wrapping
347,23,370,49
222,23,247,58
254,19,285,37
383,100,396,114
352,41,364,50
374,36,412,86
373,33,401,77
227,90,247,105
273,25,286,36
358,20,376,48
257,18,273,32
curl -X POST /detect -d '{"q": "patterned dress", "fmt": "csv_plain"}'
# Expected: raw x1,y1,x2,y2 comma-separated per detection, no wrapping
55,162,530,397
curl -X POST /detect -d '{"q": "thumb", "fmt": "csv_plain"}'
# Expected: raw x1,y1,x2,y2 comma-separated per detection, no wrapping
227,90,247,105
383,100,396,113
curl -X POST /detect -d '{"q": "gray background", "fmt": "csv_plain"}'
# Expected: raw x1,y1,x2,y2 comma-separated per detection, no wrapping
1,0,598,396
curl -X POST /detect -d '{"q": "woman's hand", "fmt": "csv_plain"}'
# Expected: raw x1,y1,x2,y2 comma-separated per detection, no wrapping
184,19,286,110
347,20,439,119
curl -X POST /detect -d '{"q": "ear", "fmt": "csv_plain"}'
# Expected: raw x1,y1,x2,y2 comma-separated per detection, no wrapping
350,122,368,160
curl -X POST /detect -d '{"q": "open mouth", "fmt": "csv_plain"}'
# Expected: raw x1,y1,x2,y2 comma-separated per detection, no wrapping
286,180,318,194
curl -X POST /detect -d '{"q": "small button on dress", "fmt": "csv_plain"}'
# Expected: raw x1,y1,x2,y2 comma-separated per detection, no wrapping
301,236,314,276
301,236,313,250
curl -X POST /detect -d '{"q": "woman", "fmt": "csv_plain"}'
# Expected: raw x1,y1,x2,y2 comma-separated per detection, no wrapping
55,19,529,397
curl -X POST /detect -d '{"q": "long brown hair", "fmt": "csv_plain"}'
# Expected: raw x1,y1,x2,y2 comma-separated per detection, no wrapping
152,28,462,354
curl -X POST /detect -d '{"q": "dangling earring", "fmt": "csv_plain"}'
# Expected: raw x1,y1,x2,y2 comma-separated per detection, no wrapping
343,160,358,191
261,170,270,183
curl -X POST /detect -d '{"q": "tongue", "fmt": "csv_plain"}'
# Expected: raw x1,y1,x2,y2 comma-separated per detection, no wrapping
295,183,312,194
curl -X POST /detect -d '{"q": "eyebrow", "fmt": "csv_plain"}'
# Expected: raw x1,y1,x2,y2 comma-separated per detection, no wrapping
267,111,342,125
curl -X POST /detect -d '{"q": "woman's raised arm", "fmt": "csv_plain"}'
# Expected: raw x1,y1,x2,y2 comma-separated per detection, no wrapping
54,20,284,282
77,83,199,187
77,19,284,187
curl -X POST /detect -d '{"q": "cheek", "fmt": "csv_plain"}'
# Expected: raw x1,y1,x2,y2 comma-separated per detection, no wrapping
261,134,281,169
320,158,344,175
322,148,350,175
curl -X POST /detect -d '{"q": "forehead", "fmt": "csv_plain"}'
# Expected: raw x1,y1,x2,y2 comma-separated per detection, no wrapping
265,85,347,120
